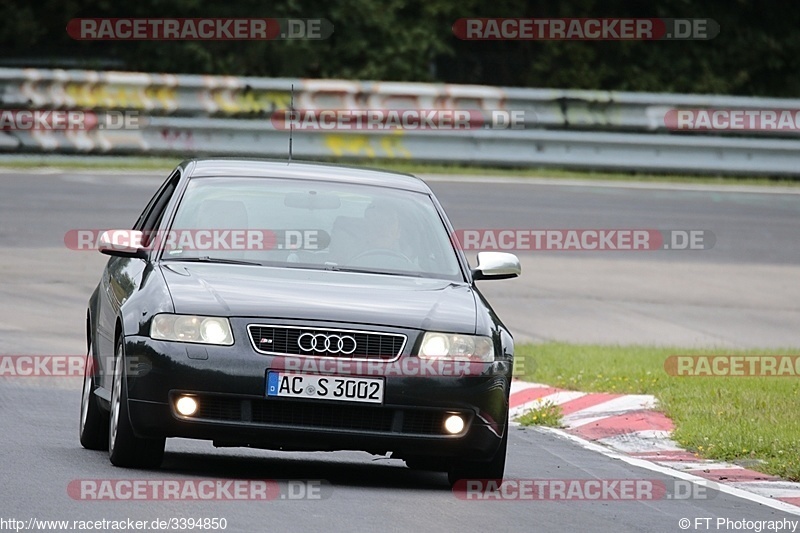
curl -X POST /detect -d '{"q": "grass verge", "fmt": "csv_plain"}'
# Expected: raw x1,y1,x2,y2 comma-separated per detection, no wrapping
513,343,800,481
517,400,563,428
0,156,180,171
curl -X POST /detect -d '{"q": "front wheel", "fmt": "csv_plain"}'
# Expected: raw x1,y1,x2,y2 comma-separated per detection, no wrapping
448,426,508,487
108,336,165,468
79,340,108,450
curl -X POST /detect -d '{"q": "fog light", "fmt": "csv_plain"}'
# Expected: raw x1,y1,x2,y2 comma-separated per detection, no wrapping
176,396,198,416
444,414,465,434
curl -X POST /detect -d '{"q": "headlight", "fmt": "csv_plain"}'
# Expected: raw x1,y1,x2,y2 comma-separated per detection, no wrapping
150,314,234,346
418,332,494,362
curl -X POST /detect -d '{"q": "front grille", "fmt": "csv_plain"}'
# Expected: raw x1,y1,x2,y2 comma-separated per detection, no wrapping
181,394,463,436
248,325,406,360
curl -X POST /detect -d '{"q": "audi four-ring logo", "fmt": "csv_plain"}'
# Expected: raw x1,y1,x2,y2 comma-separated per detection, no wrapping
297,333,358,354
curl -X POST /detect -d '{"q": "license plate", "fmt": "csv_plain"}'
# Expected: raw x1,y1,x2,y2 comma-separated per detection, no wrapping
266,372,384,404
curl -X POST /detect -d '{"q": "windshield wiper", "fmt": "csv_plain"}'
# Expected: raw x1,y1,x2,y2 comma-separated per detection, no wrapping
163,256,263,266
325,265,423,277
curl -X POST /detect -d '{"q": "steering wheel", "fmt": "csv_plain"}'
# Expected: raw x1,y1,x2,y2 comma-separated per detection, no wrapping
349,248,415,266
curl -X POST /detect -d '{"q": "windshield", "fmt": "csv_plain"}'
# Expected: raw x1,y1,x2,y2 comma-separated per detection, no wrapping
161,176,463,281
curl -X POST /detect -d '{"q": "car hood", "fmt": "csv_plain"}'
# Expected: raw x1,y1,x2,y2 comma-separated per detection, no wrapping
160,263,476,332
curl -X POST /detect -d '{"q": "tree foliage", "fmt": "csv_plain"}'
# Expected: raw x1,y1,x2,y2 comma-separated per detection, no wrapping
0,0,796,96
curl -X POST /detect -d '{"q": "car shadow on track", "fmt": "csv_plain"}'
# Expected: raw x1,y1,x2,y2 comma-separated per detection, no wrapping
159,450,450,491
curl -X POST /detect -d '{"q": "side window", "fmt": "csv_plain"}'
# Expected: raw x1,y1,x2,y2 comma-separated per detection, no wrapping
136,170,181,248
133,169,181,232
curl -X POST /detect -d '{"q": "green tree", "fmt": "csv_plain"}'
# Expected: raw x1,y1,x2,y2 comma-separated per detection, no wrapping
0,0,798,96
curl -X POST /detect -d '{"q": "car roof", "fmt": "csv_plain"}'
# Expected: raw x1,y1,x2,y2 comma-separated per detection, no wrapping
182,158,432,193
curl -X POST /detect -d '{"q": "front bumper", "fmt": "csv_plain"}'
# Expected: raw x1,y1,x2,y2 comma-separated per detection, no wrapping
123,333,511,461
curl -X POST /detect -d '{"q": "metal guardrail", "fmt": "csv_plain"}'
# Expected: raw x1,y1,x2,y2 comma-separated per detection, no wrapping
2,68,800,175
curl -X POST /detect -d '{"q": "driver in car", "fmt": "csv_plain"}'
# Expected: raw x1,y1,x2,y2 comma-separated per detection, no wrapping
355,202,416,268
364,203,401,249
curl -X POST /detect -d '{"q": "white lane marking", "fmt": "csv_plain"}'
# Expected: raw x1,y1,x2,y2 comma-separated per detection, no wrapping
510,391,586,418
509,381,551,395
421,174,800,196
536,390,587,405
532,426,800,516
727,481,800,499
60,175,100,183
657,461,746,472
59,174,165,187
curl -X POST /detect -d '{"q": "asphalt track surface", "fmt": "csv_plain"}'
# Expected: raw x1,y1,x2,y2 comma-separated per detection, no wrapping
1,169,799,532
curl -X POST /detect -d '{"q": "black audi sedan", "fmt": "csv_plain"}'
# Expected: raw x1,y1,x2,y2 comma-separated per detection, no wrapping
79,158,520,485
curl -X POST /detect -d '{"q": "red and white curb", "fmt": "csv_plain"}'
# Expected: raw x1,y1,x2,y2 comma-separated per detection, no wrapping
509,380,800,512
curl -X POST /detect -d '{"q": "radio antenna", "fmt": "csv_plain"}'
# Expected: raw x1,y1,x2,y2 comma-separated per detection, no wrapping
288,84,294,163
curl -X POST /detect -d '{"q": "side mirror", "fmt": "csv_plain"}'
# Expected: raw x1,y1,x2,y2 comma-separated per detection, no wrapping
98,230,148,259
472,252,521,281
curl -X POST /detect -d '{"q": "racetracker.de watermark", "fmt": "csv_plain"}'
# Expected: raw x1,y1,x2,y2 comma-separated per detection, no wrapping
665,356,800,377
2,518,228,532
665,109,800,132
0,355,85,377
64,229,329,252
68,479,330,501
270,109,531,130
452,18,719,40
67,18,333,40
0,110,142,131
0,355,149,378
454,229,715,251
270,357,490,377
453,478,719,500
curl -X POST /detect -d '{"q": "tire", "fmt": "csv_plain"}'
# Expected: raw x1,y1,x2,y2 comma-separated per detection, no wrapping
108,336,165,468
448,426,508,487
79,340,108,450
